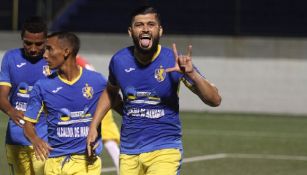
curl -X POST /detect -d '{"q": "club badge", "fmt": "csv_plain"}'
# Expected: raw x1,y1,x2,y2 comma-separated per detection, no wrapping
82,83,93,99
154,66,166,82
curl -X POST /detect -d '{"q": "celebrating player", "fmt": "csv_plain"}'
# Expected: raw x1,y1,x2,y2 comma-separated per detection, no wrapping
87,6,221,175
0,16,48,175
23,32,106,174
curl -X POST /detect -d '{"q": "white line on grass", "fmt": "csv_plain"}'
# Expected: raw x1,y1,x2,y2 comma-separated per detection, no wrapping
102,167,117,173
182,153,227,163
185,129,307,139
101,153,307,173
226,153,307,161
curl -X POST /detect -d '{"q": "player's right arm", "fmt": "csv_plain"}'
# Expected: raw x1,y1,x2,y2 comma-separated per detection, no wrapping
24,120,52,161
0,52,24,127
87,83,121,156
23,80,52,160
0,86,24,127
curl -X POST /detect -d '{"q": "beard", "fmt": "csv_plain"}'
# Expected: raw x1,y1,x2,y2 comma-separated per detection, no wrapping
132,34,160,55
22,49,44,63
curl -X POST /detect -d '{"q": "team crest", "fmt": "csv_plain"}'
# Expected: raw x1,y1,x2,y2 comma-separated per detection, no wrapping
42,65,51,76
154,66,166,82
82,83,94,99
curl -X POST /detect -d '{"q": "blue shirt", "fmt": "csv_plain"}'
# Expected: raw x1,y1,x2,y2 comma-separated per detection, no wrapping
24,68,106,157
0,48,49,145
109,45,195,154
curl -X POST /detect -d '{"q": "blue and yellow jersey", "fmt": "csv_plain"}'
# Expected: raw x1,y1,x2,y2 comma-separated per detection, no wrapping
109,45,205,154
24,68,106,157
0,48,50,145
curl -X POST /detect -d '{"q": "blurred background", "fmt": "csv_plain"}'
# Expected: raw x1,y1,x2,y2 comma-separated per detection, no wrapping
0,0,306,114
0,0,307,174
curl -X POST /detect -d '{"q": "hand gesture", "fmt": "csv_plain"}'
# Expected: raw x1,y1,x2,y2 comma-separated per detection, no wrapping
7,108,25,127
87,127,98,157
166,43,194,74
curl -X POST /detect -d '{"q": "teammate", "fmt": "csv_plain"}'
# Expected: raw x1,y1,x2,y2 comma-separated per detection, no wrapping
0,16,48,175
76,55,120,174
23,32,105,174
87,6,222,175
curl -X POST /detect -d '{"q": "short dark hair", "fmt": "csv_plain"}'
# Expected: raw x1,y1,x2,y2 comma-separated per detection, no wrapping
130,6,161,26
21,16,47,38
48,31,80,57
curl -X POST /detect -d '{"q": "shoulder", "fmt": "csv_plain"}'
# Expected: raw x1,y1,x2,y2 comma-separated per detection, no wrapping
160,46,174,57
4,48,22,55
156,46,176,66
111,46,133,61
82,68,107,82
2,48,22,60
33,73,58,91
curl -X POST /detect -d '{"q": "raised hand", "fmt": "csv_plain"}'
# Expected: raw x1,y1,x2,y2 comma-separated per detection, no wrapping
166,43,194,74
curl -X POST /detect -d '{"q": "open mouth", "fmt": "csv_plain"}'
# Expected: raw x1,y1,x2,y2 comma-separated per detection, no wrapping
139,34,152,48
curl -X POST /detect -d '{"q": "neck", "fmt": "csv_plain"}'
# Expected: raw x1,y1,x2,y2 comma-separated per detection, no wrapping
134,50,155,65
58,58,80,81
134,45,160,65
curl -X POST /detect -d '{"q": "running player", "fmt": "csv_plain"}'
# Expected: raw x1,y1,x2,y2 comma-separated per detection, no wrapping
0,16,48,175
87,6,221,175
23,32,105,174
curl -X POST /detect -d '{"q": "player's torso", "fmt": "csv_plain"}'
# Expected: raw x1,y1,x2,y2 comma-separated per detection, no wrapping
5,49,49,145
111,46,183,154
41,70,106,156
114,47,181,112
9,53,50,111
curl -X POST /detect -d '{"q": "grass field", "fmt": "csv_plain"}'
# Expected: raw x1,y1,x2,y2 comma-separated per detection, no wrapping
1,111,307,175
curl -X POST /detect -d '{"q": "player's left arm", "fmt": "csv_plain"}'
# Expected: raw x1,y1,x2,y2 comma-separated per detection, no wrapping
166,43,222,107
184,68,221,107
87,83,120,156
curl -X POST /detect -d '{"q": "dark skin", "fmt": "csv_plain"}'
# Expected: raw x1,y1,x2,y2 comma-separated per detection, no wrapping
0,31,46,127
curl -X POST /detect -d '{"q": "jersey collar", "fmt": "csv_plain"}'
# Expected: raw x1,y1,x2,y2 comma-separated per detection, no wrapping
58,66,83,85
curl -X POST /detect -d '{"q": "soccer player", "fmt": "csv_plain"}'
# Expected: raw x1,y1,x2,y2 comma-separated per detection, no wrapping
76,55,120,174
87,5,222,175
0,16,48,175
23,32,105,174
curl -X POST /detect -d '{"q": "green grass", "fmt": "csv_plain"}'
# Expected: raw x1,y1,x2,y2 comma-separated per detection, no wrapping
1,111,307,175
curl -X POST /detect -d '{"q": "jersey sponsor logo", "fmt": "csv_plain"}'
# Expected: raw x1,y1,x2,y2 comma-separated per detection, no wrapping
59,108,92,122
57,126,89,138
17,82,29,94
124,67,135,73
15,82,30,111
58,118,92,125
15,102,27,111
127,108,165,118
82,83,93,99
124,87,161,105
52,87,62,93
154,66,166,82
42,65,51,76
16,62,26,68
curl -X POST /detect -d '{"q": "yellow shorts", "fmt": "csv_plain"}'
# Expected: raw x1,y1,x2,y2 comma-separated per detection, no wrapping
6,144,45,175
101,110,120,144
120,148,182,175
44,155,101,175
